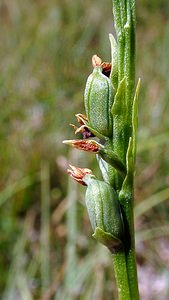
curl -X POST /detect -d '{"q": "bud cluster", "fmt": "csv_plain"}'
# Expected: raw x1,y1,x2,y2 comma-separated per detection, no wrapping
63,39,139,252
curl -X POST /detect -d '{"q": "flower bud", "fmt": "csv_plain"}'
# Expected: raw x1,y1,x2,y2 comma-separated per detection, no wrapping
62,139,100,153
67,165,93,186
83,175,124,242
70,114,95,139
84,58,114,138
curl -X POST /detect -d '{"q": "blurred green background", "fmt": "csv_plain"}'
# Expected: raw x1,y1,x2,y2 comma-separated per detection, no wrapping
0,0,169,299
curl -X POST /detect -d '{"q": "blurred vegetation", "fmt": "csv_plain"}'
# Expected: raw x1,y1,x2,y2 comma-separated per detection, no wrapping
0,0,169,299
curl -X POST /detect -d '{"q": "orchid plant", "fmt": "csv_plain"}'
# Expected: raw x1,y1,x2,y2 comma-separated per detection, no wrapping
63,0,140,299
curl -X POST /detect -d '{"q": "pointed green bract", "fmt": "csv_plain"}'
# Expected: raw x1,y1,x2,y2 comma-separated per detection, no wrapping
119,137,134,202
132,79,140,162
96,155,117,187
96,155,109,183
109,33,118,91
112,76,127,116
111,77,128,165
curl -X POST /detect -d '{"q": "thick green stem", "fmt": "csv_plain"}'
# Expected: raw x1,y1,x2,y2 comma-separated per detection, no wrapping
125,224,139,299
112,0,125,82
124,0,136,140
111,0,140,299
121,195,139,299
112,250,130,300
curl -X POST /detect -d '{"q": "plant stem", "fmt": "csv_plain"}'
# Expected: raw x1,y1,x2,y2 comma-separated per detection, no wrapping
112,250,130,300
123,198,140,299
112,0,125,83
111,0,140,299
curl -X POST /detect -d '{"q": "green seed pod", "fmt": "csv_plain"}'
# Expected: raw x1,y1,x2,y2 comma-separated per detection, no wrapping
84,66,114,138
83,175,124,241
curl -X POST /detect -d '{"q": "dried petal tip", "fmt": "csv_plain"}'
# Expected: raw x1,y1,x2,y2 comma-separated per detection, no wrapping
75,113,88,125
101,62,112,77
67,164,92,185
92,55,102,67
70,124,94,139
69,124,78,131
62,140,72,145
74,114,94,139
63,139,100,153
